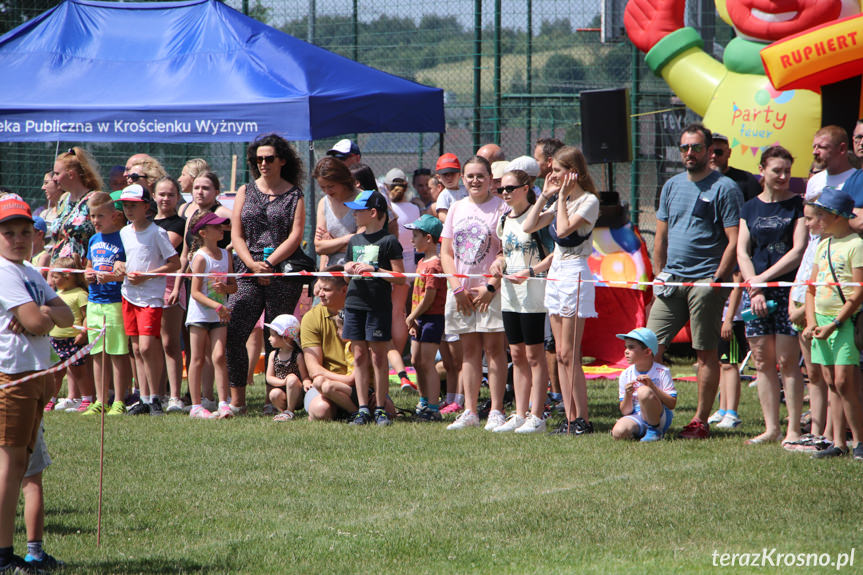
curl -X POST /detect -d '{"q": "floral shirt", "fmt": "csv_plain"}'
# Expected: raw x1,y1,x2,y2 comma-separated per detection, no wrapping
50,191,95,262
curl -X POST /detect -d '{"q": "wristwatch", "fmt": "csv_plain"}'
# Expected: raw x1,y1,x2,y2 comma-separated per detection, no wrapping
833,318,842,328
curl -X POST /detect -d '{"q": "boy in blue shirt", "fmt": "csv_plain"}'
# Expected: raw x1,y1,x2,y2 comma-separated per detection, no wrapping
611,328,677,442
83,192,132,415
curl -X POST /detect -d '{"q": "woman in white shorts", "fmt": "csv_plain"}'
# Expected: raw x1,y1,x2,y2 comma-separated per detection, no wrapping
523,146,599,435
440,156,508,430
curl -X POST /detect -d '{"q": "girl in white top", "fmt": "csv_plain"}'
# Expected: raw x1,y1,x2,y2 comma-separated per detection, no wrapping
489,169,555,434
523,146,600,435
186,211,237,419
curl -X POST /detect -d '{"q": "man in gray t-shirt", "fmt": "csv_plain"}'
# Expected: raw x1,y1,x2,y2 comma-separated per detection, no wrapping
647,123,743,440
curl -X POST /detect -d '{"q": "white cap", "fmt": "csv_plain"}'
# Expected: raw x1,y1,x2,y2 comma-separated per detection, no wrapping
384,168,407,186
506,155,541,178
263,314,301,344
491,161,508,180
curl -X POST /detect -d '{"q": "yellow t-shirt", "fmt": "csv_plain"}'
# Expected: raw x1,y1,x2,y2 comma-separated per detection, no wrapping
49,286,88,339
299,304,349,375
813,233,863,317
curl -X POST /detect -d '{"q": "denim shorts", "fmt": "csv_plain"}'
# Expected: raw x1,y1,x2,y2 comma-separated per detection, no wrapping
343,307,392,342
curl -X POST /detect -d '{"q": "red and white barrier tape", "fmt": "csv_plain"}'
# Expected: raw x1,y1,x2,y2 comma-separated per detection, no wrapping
0,327,105,390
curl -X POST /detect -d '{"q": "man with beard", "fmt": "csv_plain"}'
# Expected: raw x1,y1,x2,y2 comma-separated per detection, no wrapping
815,125,863,229
646,123,743,439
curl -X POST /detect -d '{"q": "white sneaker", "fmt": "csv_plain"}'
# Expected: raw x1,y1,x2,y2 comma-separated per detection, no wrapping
484,409,507,431
200,398,218,412
493,413,525,433
447,410,480,430
189,406,216,420
166,398,185,413
707,411,724,425
54,398,77,411
515,413,547,434
64,398,83,413
716,413,742,429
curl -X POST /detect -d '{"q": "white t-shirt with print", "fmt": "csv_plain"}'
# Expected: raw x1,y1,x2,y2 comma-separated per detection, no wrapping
120,222,178,308
0,259,58,374
618,362,676,413
497,210,552,313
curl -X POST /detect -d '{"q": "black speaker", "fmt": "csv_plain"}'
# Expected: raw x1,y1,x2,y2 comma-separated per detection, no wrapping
580,88,631,164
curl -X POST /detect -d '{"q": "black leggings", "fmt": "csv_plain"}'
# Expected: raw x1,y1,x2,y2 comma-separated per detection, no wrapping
226,277,303,387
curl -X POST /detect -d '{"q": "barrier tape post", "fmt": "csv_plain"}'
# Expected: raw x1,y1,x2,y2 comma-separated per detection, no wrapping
97,316,106,547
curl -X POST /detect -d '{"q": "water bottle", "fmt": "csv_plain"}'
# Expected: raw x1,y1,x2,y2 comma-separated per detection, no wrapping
741,300,777,322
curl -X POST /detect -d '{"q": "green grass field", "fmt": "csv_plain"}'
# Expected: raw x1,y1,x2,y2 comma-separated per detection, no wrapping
25,372,863,574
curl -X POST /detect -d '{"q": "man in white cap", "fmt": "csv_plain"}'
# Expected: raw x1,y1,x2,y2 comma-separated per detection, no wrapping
326,139,361,167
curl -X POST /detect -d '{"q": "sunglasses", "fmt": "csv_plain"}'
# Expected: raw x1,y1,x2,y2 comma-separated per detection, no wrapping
256,155,277,165
126,173,146,182
679,143,705,153
498,184,525,194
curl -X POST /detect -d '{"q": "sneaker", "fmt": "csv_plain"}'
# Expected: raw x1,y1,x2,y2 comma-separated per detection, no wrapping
43,400,55,412
54,397,76,411
228,404,247,416
218,405,234,419
447,409,480,430
73,399,92,413
414,406,442,422
549,419,570,435
200,398,218,412
25,552,64,571
707,411,724,425
493,413,525,433
374,408,392,426
0,553,41,574
572,417,594,435
126,402,150,416
484,409,506,431
166,398,185,413
399,377,418,392
515,413,547,434
853,443,863,461
439,402,464,415
189,406,216,419
80,401,104,416
149,397,165,416
640,426,663,442
716,413,741,429
106,400,126,416
811,444,849,459
262,404,279,416
678,419,710,439
64,398,83,413
782,434,827,453
348,410,373,426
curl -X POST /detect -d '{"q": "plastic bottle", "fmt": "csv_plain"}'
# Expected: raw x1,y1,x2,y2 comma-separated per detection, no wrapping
741,300,777,322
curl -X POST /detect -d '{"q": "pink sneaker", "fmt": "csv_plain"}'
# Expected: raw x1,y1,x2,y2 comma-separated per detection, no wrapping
218,405,234,419
439,402,464,415
44,400,56,412
189,406,215,419
75,399,92,413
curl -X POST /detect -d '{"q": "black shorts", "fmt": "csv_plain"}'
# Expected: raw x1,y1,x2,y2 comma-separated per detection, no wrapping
343,307,392,342
719,320,749,365
411,314,445,343
502,311,546,346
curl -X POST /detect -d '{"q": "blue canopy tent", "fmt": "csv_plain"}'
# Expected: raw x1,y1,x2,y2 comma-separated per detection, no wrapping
0,0,445,142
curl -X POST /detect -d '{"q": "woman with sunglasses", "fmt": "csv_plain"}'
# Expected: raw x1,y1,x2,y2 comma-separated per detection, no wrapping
50,147,103,263
226,134,306,413
523,146,600,436
489,169,554,433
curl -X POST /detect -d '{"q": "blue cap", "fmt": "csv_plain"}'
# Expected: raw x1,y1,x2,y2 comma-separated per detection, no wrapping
809,186,856,219
32,216,47,233
344,189,388,213
616,327,658,355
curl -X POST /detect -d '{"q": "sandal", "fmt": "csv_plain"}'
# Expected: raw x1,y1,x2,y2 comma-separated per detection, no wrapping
273,410,294,422
745,433,781,445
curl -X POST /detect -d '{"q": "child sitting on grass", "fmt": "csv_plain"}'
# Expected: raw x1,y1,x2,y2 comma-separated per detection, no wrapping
0,195,73,573
264,314,310,422
404,214,447,422
611,328,677,442
803,187,863,460
185,211,236,420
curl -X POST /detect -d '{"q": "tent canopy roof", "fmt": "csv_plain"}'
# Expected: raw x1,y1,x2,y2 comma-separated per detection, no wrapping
0,0,444,141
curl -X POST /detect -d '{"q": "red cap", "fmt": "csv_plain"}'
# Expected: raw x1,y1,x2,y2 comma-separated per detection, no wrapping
435,153,460,174
0,195,33,224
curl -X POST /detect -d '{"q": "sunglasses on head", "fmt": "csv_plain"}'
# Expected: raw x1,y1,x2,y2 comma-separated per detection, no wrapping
679,143,705,153
127,173,146,182
256,155,277,165
498,184,525,194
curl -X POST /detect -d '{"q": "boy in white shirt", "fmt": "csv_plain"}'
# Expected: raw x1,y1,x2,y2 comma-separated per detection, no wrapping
611,328,677,442
114,184,180,416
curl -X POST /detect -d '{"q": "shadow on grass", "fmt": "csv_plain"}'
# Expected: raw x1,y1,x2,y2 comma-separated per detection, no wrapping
44,522,96,536
78,557,222,573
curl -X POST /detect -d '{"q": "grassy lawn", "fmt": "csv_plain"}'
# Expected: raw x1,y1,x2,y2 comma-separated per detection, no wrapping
25,369,863,574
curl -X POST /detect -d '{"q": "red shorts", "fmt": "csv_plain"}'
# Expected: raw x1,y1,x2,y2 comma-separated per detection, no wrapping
122,299,163,337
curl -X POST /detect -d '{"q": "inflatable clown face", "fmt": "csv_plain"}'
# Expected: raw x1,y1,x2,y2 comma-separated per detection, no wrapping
716,0,860,43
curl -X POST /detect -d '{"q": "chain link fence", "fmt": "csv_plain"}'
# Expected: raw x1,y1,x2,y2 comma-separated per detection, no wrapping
0,0,734,247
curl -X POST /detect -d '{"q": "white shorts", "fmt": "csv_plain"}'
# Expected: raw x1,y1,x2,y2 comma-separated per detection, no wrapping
444,289,504,334
544,257,597,318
